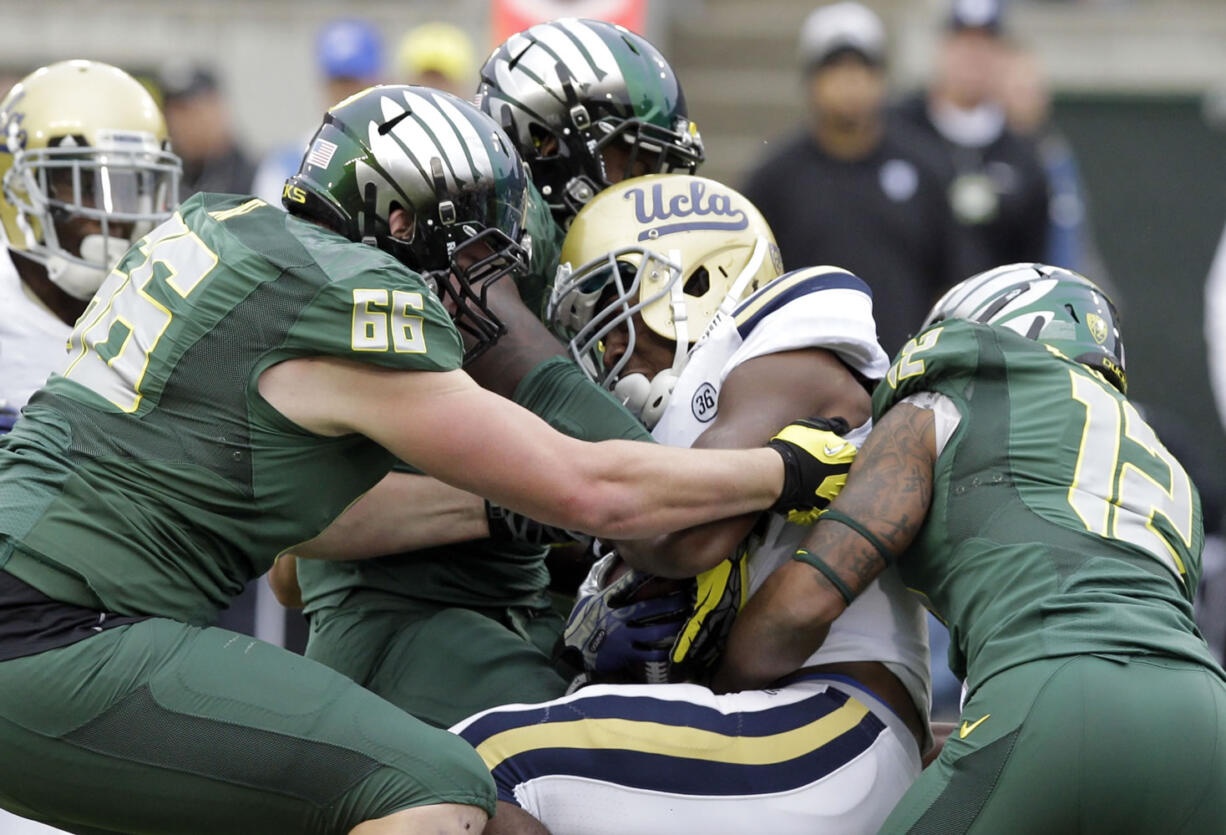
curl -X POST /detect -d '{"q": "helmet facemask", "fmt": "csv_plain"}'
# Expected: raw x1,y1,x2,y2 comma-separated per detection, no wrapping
550,233,774,427
532,70,705,222
421,223,528,363
3,137,180,299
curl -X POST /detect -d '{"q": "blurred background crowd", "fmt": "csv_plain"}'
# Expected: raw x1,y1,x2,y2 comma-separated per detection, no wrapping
3,0,1226,719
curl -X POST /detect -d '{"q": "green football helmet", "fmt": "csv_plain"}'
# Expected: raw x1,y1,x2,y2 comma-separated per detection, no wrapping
283,85,530,360
476,18,704,226
923,262,1126,393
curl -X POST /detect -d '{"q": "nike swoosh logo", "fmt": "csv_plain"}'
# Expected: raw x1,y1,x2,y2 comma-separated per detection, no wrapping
823,442,846,457
959,714,990,739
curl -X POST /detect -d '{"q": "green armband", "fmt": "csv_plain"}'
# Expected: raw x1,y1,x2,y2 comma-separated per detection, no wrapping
819,508,894,566
792,548,856,606
513,356,654,443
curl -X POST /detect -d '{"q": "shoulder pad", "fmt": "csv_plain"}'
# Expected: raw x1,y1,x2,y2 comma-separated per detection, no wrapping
872,319,987,420
733,266,871,339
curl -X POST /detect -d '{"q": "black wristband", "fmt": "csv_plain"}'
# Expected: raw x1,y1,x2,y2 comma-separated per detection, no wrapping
765,441,802,514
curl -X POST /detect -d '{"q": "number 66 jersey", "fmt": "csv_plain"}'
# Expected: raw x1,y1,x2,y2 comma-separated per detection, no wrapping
875,317,1215,695
0,193,462,625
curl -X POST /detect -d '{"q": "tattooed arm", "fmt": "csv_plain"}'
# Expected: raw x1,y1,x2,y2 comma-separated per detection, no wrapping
712,403,937,693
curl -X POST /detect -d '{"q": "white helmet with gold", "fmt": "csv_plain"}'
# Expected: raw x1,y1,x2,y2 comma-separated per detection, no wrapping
548,173,782,427
0,60,181,299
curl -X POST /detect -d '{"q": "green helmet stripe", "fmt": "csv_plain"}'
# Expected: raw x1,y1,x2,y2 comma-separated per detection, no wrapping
432,101,484,184
329,112,415,211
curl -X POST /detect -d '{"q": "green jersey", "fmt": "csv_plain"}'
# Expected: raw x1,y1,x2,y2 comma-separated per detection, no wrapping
298,181,606,615
873,319,1216,691
0,193,462,624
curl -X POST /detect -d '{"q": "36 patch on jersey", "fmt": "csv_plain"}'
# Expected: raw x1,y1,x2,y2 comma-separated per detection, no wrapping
691,381,717,423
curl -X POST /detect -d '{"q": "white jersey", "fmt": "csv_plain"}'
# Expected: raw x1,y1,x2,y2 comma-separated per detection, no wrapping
0,252,72,411
455,675,920,835
452,267,930,834
654,266,932,725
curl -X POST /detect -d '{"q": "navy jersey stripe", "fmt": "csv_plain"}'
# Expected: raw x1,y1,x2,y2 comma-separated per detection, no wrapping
486,709,886,802
734,269,871,339
459,683,853,746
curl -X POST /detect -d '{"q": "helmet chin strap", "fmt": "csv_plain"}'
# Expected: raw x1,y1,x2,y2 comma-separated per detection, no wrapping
610,241,768,431
44,234,129,300
612,258,690,430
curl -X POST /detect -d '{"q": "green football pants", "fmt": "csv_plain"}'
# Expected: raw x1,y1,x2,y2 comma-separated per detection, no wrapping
305,592,569,728
882,653,1226,834
0,618,494,834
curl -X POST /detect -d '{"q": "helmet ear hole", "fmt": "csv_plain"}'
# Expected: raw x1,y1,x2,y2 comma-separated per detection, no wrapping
683,266,710,298
527,123,559,157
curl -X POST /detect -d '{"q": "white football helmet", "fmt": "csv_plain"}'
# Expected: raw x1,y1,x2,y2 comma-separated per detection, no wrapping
548,174,782,427
0,60,181,300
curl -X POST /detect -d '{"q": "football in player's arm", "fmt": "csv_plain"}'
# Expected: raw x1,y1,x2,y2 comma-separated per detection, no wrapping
452,175,933,835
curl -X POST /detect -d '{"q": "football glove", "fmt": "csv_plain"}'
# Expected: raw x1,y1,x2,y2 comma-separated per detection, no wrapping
485,500,593,549
0,403,17,435
668,547,749,682
562,562,690,683
766,416,856,515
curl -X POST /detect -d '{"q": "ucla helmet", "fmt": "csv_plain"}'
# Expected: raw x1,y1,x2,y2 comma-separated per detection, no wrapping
548,174,781,427
0,60,181,300
283,85,530,360
476,18,704,225
923,262,1126,392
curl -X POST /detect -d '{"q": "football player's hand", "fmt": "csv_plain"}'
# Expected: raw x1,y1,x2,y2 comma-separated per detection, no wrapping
485,500,593,549
0,403,17,435
668,548,748,682
563,563,690,683
766,416,856,515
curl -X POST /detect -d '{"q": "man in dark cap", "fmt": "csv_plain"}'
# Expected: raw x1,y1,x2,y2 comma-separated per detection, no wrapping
159,65,255,199
892,0,1049,273
742,2,969,356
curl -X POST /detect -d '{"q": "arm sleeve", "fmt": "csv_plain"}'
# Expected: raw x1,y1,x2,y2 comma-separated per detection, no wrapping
512,356,654,443
283,267,464,373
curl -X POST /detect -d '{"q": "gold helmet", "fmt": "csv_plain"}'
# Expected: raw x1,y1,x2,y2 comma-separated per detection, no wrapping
548,173,782,427
0,60,181,300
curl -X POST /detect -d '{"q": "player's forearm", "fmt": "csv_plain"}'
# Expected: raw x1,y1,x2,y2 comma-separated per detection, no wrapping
712,559,840,692
613,515,756,578
291,472,488,560
567,441,784,541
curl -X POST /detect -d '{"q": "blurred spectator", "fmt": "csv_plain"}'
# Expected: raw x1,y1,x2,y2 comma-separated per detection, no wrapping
316,17,384,111
159,65,255,199
395,21,476,95
999,41,1111,283
251,18,382,206
741,1,969,355
892,0,1049,274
